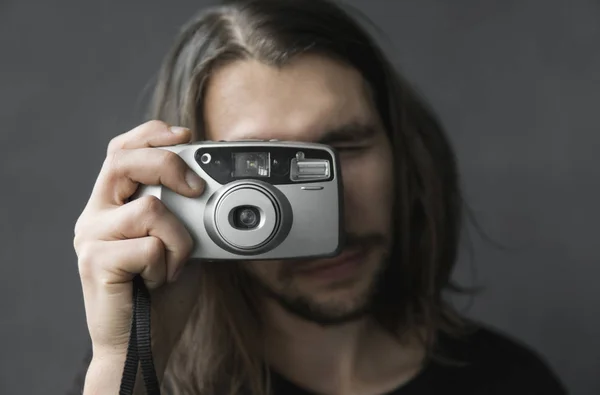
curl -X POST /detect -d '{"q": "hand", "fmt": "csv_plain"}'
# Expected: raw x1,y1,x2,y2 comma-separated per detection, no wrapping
73,120,205,392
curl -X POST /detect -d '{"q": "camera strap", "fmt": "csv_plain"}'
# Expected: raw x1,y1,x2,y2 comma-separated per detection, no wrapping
119,275,162,394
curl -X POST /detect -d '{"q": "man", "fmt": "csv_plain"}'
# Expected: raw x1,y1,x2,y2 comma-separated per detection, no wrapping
72,0,567,394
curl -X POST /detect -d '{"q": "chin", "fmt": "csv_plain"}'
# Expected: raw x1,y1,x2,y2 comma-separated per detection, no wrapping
279,261,383,325
277,282,374,326
248,248,388,325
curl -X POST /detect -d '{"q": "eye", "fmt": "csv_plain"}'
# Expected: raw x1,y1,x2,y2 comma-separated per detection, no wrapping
334,145,369,152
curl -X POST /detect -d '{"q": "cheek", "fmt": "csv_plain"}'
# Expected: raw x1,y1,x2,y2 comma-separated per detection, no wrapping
245,260,283,284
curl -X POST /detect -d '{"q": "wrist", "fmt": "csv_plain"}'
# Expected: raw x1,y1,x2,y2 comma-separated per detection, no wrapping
83,354,128,395
84,347,169,395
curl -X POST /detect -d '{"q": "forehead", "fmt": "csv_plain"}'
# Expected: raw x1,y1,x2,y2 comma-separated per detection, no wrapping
201,54,376,142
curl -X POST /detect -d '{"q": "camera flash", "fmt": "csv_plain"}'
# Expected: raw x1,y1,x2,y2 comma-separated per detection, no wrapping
291,153,330,181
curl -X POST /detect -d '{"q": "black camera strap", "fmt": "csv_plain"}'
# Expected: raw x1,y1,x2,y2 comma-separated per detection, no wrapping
119,275,162,394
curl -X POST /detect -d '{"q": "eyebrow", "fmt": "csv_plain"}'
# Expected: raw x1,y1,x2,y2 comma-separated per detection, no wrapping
317,121,380,145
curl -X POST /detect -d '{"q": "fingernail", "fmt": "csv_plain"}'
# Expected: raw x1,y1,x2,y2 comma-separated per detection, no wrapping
170,126,189,134
185,169,205,192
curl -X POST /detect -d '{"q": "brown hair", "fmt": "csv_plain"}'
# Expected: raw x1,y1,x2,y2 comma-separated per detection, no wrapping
150,0,473,393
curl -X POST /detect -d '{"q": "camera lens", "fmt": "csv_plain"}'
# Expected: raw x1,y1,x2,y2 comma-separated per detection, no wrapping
232,206,261,229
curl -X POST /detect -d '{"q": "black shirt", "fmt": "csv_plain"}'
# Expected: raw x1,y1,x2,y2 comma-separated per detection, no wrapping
269,325,568,395
68,324,568,394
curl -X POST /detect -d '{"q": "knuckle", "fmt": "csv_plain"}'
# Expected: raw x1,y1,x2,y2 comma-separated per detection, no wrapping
76,243,97,280
73,213,92,251
73,214,85,238
107,135,125,155
168,230,194,265
73,232,84,252
138,195,164,217
159,150,183,170
142,237,164,264
145,119,168,129
104,150,125,178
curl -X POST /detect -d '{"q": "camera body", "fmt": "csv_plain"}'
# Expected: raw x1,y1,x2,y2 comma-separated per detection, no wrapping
135,140,344,260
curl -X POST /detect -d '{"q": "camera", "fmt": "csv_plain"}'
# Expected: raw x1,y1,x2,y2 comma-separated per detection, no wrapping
135,140,344,260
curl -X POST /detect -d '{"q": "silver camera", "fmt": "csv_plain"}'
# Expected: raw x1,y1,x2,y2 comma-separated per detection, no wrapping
136,141,344,260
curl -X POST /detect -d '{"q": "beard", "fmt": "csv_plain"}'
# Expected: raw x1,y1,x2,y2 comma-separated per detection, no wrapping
246,233,390,326
254,277,380,326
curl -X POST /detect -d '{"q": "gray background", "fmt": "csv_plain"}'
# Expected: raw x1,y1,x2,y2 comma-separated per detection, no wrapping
0,0,597,394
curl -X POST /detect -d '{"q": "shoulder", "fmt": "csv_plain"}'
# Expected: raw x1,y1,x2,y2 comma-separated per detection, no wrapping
428,322,568,394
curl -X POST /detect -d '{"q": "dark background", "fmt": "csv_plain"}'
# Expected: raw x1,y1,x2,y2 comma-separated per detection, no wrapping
1,0,598,394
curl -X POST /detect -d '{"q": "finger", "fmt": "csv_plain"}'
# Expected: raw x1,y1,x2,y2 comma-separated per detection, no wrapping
107,120,193,155
90,147,205,207
77,237,168,290
85,196,194,281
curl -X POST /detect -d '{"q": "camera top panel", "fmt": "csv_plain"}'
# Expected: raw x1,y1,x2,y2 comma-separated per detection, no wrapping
193,141,337,185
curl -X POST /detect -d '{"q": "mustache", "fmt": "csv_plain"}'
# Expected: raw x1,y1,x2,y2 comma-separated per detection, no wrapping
343,232,387,250
283,231,388,270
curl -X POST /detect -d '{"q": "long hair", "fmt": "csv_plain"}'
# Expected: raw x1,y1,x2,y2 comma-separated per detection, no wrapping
150,0,472,393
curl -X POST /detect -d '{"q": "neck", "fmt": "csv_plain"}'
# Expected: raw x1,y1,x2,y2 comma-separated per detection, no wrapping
262,299,426,395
